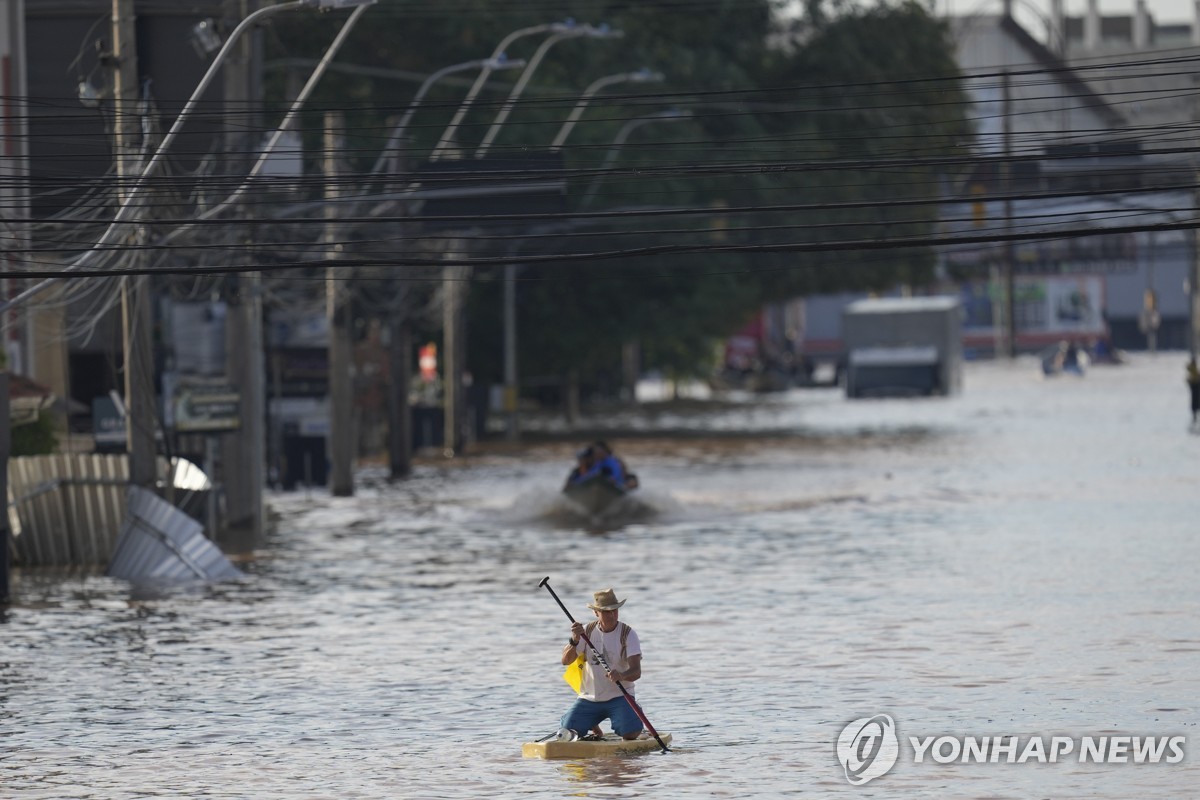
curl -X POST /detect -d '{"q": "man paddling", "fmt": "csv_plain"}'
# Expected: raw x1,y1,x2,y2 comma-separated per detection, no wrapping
559,588,644,741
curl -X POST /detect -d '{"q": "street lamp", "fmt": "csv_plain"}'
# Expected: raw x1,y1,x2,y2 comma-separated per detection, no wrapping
0,0,378,313
549,68,663,152
198,1,376,224
579,109,694,208
430,20,581,161
118,0,376,233
368,55,527,179
474,23,625,159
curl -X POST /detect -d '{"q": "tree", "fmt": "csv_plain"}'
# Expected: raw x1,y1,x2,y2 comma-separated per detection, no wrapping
265,0,972,404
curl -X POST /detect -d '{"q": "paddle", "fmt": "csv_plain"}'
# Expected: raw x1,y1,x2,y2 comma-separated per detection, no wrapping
538,576,671,754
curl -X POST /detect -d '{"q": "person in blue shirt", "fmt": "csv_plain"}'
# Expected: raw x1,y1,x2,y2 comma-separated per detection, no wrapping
564,447,595,488
589,441,638,490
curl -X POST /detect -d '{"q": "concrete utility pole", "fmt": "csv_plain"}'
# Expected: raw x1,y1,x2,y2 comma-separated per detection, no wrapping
387,315,412,479
113,0,157,487
441,251,468,457
0,368,7,603
502,263,518,440
1,0,29,602
1001,66,1018,358
325,112,354,496
223,273,265,534
1192,216,1200,359
222,0,267,538
1191,180,1200,358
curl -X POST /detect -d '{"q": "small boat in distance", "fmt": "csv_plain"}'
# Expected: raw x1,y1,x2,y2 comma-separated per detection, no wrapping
522,732,672,759
562,475,630,517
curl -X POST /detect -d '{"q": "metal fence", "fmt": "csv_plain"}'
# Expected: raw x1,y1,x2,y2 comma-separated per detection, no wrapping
8,454,130,567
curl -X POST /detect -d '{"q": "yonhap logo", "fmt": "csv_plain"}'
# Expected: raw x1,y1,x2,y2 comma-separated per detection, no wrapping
837,714,899,785
835,714,1186,785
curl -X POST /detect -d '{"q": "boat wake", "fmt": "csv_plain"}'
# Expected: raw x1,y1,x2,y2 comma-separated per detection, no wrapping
497,487,683,532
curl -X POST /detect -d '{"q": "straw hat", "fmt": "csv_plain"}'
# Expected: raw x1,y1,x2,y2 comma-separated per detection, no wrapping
587,588,626,611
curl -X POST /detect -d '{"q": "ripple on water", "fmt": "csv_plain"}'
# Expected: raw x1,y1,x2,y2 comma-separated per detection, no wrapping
3,356,1199,798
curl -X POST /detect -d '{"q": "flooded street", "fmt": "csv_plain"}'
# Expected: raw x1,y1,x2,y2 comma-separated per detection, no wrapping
3,354,1198,798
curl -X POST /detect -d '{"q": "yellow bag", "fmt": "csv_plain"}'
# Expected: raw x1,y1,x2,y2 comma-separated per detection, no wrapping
562,652,585,693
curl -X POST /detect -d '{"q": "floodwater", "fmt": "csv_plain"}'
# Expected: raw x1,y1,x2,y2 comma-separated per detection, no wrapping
3,354,1198,798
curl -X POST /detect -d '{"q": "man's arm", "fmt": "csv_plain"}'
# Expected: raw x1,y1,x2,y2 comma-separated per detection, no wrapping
561,621,585,665
607,653,641,683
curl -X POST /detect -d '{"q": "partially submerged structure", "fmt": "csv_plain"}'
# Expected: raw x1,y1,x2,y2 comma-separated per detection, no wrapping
842,297,963,399
106,487,242,585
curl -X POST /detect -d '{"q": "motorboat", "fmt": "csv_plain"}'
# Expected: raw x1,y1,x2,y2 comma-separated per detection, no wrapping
562,475,630,517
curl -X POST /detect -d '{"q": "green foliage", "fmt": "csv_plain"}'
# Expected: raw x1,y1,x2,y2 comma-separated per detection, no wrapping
11,413,58,457
267,0,971,391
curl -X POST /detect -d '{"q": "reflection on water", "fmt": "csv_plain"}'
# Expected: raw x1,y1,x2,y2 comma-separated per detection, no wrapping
556,753,661,793
3,355,1199,798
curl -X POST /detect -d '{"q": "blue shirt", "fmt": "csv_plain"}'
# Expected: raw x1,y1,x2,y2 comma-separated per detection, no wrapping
585,455,625,487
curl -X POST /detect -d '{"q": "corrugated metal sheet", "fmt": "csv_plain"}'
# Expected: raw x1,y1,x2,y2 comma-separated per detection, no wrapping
106,487,242,584
8,455,220,569
9,454,129,566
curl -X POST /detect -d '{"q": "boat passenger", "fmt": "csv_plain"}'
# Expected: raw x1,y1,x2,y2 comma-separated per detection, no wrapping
1063,341,1081,373
559,588,644,741
589,441,635,490
564,447,595,488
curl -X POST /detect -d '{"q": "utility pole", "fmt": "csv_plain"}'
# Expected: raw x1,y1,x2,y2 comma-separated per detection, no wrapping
1,0,29,602
223,272,265,535
503,263,518,441
0,367,7,603
222,0,266,539
387,314,412,479
379,116,412,479
1192,184,1200,358
1001,66,1018,358
326,112,354,496
441,251,467,457
113,0,157,487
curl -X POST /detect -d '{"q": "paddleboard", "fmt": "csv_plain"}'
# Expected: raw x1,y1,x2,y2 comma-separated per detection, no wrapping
522,732,672,759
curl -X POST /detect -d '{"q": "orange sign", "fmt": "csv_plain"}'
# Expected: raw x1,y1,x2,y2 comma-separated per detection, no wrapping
419,343,438,381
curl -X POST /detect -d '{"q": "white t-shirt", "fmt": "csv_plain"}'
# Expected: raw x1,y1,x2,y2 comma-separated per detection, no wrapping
575,623,641,702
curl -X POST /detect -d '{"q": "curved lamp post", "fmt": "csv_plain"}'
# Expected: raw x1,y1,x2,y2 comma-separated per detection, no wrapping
549,68,662,152
0,0,377,313
368,55,527,178
579,108,694,209
429,20,580,161
473,23,624,159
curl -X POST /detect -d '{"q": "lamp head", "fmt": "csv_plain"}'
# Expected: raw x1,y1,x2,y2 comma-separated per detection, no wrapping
189,18,223,58
313,0,377,9
77,79,102,109
584,23,625,39
632,68,664,83
483,54,528,71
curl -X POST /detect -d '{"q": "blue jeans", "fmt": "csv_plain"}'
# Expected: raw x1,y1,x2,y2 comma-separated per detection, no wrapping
561,696,643,737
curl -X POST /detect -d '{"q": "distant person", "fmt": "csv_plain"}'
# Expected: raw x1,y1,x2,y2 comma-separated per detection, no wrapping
564,447,595,488
1063,341,1081,373
1042,341,1068,376
1187,358,1200,424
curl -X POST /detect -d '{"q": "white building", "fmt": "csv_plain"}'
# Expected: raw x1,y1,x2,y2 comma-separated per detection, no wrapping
789,9,1193,367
